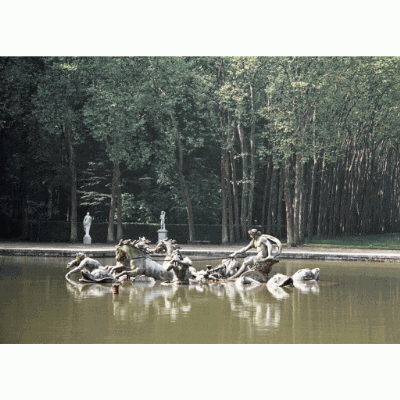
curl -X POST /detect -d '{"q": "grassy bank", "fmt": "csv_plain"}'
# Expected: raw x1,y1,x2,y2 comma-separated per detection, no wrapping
299,233,400,250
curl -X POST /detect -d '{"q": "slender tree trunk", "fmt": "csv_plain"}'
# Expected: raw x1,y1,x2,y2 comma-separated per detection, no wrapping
262,156,273,231
229,143,240,241
284,156,295,246
170,113,195,242
225,154,235,242
294,151,304,245
307,155,318,241
300,161,307,242
116,162,123,241
19,166,30,240
107,162,118,243
237,119,249,238
317,156,327,239
221,143,229,244
174,162,195,241
267,166,278,235
277,167,284,238
247,77,257,228
216,59,229,244
47,187,53,220
65,119,78,242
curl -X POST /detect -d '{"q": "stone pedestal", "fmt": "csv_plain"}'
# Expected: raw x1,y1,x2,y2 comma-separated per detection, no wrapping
157,229,168,242
83,234,92,245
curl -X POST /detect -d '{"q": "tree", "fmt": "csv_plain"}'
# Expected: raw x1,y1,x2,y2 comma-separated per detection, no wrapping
144,57,217,242
0,57,46,238
83,57,151,242
34,57,90,242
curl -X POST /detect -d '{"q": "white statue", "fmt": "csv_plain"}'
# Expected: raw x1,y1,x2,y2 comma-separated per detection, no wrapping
160,211,166,230
83,212,92,236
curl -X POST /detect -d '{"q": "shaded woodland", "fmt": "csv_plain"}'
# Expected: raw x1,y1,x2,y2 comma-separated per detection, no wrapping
1,56,400,244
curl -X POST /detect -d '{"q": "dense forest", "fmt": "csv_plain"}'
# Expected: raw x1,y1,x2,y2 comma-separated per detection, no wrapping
1,56,400,245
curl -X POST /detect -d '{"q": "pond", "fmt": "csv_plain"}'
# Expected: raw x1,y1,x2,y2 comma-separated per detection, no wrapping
1,255,400,344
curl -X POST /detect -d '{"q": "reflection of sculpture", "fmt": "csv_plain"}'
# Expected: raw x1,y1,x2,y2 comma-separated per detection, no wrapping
83,212,92,236
229,229,282,280
160,211,166,230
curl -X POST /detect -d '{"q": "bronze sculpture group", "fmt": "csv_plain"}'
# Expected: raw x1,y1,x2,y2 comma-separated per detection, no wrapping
66,230,320,289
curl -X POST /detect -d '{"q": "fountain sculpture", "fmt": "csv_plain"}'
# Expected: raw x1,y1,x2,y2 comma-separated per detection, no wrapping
65,231,319,290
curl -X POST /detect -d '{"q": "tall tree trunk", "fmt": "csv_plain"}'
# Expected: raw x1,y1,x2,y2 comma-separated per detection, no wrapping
65,119,78,242
277,167,284,238
284,156,295,246
267,165,278,235
294,151,304,245
237,119,249,238
107,162,118,243
19,166,30,240
217,59,229,244
170,113,195,242
317,156,327,239
307,155,318,241
225,153,235,242
247,77,257,228
221,144,229,244
116,162,123,241
229,139,240,241
262,156,273,231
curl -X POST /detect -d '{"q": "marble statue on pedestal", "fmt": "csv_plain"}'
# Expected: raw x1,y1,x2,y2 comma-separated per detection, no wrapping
83,212,92,244
160,211,166,230
158,210,167,241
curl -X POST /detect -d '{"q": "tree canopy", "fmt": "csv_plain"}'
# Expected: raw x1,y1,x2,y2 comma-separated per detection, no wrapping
1,56,400,244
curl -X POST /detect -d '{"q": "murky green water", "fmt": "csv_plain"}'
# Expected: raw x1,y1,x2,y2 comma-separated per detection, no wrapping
1,255,400,343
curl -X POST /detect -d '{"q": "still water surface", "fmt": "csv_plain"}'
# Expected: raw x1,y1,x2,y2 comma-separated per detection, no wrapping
1,255,400,344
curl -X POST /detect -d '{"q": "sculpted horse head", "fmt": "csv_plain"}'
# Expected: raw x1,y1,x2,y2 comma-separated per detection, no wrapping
115,237,152,269
154,238,181,255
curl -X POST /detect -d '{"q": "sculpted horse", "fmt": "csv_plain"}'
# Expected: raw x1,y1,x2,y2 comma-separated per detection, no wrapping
114,238,175,282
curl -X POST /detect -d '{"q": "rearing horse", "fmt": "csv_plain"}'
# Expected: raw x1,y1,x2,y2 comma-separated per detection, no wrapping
114,238,175,281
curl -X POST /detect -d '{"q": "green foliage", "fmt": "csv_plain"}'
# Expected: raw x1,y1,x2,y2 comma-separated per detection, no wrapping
3,56,400,242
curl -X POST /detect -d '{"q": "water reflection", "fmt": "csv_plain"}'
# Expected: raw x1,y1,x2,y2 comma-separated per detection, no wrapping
5,256,400,343
293,281,320,293
66,281,113,299
64,278,319,330
267,285,291,299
